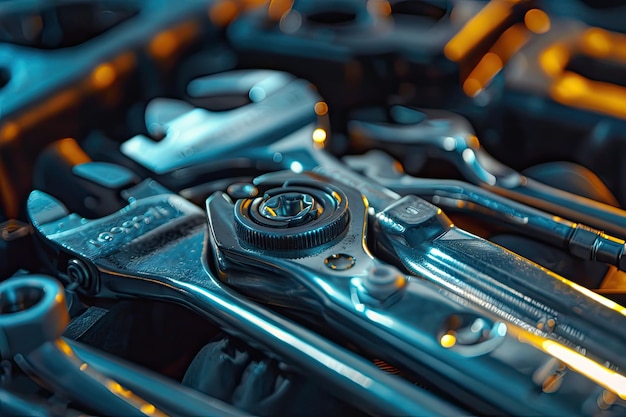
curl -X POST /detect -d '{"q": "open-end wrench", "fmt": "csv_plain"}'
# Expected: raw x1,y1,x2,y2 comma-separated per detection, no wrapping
346,105,626,240
343,149,626,272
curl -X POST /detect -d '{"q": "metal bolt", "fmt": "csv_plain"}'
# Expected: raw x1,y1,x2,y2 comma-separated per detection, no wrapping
260,192,321,226
363,265,406,300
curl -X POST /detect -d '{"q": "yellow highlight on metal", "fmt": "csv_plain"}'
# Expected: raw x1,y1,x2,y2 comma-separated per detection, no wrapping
0,122,19,144
537,27,626,120
524,9,550,34
140,404,157,415
552,273,626,316
440,333,457,348
551,73,626,120
462,23,529,96
209,0,239,26
517,330,626,400
312,128,327,144
444,0,521,62
268,0,294,21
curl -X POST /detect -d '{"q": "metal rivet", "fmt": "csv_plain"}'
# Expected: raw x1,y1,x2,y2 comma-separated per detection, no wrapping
67,259,91,288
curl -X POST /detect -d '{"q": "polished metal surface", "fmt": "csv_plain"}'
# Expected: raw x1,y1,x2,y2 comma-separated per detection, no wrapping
348,106,626,240
26,183,462,417
206,169,626,416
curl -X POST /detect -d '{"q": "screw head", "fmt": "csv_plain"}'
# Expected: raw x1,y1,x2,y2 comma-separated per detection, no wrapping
259,192,321,226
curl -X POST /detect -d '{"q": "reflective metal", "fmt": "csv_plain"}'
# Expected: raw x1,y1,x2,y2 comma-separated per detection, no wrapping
344,150,626,271
26,183,461,417
121,71,320,182
0,276,169,416
347,105,626,240
206,170,626,416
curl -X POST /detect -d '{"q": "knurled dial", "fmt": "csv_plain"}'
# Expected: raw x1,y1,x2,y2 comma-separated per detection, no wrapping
234,183,350,251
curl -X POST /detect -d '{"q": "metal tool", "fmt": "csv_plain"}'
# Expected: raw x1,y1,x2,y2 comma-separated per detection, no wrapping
343,149,626,272
25,181,463,417
112,70,626,321
347,105,626,240
0,275,169,416
0,0,220,219
206,169,626,416
120,70,322,191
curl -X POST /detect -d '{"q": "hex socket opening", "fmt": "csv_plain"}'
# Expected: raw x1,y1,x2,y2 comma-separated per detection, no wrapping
0,284,45,315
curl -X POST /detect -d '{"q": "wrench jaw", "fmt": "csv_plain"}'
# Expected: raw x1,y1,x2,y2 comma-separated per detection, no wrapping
26,180,208,298
119,70,326,191
347,105,523,187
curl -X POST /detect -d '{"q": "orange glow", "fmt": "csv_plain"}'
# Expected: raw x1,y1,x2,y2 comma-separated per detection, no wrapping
56,138,91,165
8,89,78,135
539,43,570,77
112,52,136,73
149,32,178,59
0,122,19,144
91,63,116,89
314,101,328,116
444,0,521,62
57,339,75,357
582,27,612,57
0,162,17,218
536,27,626,120
491,23,529,61
239,0,268,7
463,52,503,96
367,0,392,17
524,9,550,34
551,72,626,119
268,0,293,20
516,330,626,399
149,22,199,59
614,41,626,61
209,0,239,27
